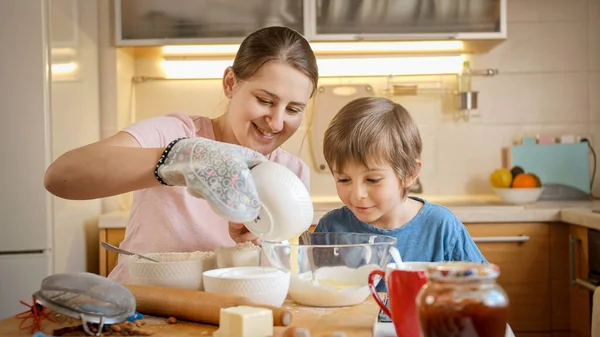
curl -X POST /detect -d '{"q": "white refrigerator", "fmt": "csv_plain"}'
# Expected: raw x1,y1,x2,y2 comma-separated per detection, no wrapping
0,0,55,320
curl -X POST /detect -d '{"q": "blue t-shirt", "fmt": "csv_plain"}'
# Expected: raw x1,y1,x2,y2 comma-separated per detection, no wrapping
314,196,487,291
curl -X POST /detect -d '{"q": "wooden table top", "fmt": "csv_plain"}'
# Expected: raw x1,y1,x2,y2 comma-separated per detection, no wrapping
0,297,381,337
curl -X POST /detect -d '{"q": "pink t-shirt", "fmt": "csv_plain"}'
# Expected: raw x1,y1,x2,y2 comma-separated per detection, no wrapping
108,112,310,284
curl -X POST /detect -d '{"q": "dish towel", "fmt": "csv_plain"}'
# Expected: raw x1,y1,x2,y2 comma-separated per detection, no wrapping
592,286,600,337
505,324,515,337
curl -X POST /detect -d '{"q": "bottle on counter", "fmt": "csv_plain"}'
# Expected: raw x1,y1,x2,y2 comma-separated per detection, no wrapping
456,60,478,121
416,262,509,337
458,60,472,93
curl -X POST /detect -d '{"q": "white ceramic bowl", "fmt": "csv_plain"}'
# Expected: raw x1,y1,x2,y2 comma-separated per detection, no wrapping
493,187,543,204
128,251,216,291
244,161,314,242
202,266,290,307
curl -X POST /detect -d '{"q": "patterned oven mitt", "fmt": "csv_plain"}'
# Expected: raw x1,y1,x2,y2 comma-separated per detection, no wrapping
155,137,267,223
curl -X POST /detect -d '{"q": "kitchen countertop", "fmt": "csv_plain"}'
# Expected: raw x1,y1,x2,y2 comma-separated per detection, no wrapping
0,297,517,337
98,194,600,231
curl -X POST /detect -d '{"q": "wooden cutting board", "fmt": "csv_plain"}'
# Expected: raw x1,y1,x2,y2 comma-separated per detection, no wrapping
0,297,381,337
309,84,374,173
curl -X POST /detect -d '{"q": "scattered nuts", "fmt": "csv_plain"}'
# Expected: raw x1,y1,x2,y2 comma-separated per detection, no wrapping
167,316,177,324
53,322,154,336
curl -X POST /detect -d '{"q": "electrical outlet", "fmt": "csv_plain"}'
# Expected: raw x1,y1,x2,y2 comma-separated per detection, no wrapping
577,134,593,143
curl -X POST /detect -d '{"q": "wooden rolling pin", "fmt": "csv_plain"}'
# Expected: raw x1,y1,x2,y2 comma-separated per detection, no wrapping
124,284,292,326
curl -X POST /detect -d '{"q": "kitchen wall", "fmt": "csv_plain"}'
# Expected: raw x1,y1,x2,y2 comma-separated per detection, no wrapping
50,0,102,273
107,0,600,202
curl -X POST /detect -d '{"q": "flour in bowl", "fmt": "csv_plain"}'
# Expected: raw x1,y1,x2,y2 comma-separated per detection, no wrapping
214,242,261,268
133,250,216,263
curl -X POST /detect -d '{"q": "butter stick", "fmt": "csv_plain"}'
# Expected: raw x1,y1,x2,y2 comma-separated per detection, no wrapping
213,306,273,337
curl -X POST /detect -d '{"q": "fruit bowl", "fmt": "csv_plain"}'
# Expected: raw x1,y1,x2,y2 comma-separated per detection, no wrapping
493,187,543,204
261,232,397,307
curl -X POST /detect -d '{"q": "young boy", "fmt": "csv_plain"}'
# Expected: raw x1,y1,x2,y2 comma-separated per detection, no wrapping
314,97,486,282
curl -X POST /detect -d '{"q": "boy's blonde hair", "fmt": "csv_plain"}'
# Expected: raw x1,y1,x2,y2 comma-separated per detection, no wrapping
323,96,422,193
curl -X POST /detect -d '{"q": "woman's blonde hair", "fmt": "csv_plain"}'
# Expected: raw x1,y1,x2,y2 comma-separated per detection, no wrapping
323,97,422,192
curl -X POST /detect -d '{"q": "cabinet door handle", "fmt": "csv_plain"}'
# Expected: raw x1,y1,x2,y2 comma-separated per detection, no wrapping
574,278,598,292
570,234,579,286
472,235,530,243
568,234,596,292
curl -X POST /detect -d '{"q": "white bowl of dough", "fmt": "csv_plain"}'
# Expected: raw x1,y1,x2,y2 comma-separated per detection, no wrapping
203,266,290,307
244,161,314,242
128,251,216,291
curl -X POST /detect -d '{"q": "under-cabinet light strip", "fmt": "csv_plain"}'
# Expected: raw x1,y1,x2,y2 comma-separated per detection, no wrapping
161,41,465,56
160,55,466,79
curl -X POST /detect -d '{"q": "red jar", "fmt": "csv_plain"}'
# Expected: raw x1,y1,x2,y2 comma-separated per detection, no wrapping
416,262,509,337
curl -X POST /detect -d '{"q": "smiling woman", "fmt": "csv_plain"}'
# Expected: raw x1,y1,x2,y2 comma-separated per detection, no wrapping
43,26,319,285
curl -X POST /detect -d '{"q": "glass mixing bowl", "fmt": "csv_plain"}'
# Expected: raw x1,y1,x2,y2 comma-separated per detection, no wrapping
261,232,397,307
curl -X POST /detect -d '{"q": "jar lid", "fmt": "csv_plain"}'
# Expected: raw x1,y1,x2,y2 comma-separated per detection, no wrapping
426,262,500,281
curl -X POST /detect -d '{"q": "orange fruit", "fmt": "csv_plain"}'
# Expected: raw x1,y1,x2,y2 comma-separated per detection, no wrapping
511,173,538,188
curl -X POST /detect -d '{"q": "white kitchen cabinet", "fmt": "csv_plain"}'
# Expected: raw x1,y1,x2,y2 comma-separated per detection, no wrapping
115,0,506,46
309,0,506,42
115,0,306,46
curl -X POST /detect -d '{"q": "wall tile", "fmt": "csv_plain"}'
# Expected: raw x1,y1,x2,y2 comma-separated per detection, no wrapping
134,80,225,121
474,74,542,125
415,126,437,194
471,22,588,73
434,125,523,194
538,73,589,123
591,72,600,122
591,0,600,71
508,0,589,23
473,73,588,125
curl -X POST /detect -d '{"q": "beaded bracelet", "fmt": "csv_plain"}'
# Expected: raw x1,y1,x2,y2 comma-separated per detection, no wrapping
154,137,187,186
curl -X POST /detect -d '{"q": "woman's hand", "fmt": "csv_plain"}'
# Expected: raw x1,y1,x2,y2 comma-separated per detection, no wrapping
228,222,260,246
157,137,267,223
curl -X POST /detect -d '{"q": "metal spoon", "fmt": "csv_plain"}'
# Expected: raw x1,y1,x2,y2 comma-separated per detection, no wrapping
100,241,160,263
